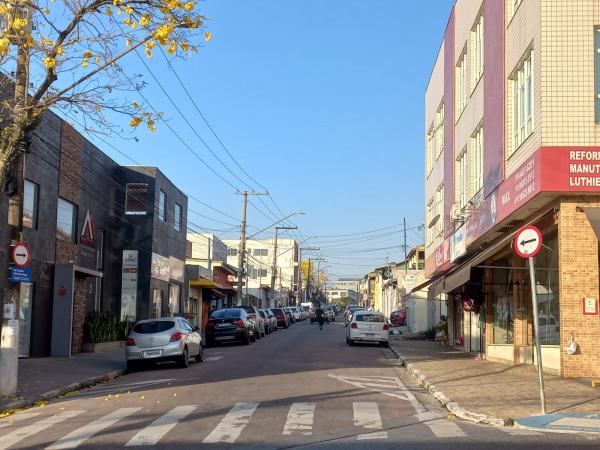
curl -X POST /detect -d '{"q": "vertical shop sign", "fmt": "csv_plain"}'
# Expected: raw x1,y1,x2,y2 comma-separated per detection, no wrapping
121,250,138,321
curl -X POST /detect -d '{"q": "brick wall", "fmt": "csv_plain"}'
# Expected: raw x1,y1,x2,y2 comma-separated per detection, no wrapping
559,198,600,377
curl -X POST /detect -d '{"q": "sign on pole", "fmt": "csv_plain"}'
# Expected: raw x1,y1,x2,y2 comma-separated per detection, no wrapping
514,224,546,415
11,242,30,268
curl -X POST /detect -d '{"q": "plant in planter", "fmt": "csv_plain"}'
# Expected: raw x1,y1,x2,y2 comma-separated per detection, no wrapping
83,312,133,352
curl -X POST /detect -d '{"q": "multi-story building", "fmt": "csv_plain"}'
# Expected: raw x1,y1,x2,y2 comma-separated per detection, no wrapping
224,238,299,307
424,0,600,377
0,111,188,358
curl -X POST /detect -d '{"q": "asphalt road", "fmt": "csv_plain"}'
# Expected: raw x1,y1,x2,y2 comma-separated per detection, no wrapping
1,318,600,449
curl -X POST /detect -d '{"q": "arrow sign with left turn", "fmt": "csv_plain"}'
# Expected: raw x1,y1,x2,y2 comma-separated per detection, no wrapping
514,226,543,259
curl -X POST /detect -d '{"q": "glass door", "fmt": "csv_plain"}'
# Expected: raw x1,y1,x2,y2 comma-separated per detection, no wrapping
19,283,34,357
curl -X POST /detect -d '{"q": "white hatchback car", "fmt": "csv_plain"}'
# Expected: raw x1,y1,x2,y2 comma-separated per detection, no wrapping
346,311,389,347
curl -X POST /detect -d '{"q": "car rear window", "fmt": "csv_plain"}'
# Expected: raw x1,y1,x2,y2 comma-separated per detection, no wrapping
271,308,283,314
133,321,175,334
210,309,243,319
355,314,385,323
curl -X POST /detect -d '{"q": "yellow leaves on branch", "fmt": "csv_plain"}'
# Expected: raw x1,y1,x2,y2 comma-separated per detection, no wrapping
43,56,57,68
130,117,142,127
204,31,212,42
0,37,9,56
129,113,157,132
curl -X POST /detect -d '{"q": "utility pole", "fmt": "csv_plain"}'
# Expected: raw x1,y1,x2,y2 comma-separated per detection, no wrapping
1,3,31,396
235,190,267,305
403,217,408,274
299,247,319,304
270,226,297,308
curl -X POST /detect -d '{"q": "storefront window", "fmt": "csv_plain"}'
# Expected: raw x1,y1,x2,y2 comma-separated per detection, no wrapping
534,231,559,345
168,283,180,316
493,258,514,344
152,289,162,318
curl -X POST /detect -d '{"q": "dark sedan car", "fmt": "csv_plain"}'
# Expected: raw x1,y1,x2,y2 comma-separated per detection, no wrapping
205,308,254,346
270,308,290,329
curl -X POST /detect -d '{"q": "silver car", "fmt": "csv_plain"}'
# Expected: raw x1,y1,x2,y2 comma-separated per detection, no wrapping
125,317,203,371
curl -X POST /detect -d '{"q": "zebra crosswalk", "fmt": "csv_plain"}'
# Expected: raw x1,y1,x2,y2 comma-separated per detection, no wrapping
0,401,545,449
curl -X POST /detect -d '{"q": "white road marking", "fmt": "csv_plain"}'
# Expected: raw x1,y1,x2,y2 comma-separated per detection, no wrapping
414,411,445,422
353,402,387,440
125,405,197,446
202,403,259,444
329,374,426,414
46,408,141,449
283,403,316,436
425,419,467,438
0,411,42,429
204,356,224,362
0,410,85,450
353,402,382,429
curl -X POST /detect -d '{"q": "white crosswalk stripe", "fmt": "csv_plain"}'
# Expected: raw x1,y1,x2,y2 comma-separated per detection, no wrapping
0,410,85,450
46,408,141,449
125,405,197,447
0,411,42,430
283,403,316,436
202,402,259,444
499,427,543,436
353,402,387,440
425,418,467,438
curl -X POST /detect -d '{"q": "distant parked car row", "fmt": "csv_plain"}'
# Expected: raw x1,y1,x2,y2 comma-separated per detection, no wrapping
125,305,309,372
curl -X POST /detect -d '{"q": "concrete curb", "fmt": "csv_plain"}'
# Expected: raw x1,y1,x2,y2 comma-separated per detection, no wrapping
0,368,125,415
388,345,511,428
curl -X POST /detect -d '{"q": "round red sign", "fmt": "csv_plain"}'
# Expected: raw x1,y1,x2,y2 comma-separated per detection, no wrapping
514,225,543,259
11,242,31,268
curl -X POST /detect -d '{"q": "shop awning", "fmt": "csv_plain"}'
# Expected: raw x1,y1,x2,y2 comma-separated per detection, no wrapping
443,263,472,294
584,208,600,241
410,277,438,294
189,278,227,289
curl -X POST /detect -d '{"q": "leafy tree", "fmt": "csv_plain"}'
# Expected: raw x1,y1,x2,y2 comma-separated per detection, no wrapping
0,0,210,187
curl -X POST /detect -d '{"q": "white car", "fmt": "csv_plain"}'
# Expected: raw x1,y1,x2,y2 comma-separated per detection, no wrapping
290,307,302,321
324,305,335,321
346,311,389,347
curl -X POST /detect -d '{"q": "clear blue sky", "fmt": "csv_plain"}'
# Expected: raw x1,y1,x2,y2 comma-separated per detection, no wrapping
100,0,455,280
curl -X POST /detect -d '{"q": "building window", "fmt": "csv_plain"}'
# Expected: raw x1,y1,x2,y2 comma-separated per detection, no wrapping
56,197,77,242
435,103,444,160
456,149,468,210
435,184,444,237
534,231,559,345
159,190,167,222
227,248,238,257
509,0,523,19
168,283,180,316
493,258,514,344
471,14,484,88
23,180,39,229
512,50,534,152
174,203,182,232
455,47,468,119
471,126,484,196
259,269,268,278
253,248,268,257
594,27,600,123
426,125,434,176
125,183,148,215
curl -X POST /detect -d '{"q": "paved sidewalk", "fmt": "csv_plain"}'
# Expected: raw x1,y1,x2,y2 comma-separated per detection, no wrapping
389,336,600,428
0,351,125,414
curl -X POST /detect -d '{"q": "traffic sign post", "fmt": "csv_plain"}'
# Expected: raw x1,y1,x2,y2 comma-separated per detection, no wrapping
11,242,30,268
514,225,546,415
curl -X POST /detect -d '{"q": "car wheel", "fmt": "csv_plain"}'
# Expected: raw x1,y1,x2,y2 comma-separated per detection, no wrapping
380,341,389,348
126,360,140,372
349,339,355,346
179,346,189,368
195,345,204,362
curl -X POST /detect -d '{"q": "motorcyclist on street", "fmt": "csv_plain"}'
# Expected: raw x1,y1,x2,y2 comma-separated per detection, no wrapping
315,306,325,330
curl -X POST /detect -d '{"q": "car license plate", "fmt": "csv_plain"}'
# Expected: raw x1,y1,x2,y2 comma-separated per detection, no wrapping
216,323,228,328
142,350,162,359
364,333,375,336
215,336,233,340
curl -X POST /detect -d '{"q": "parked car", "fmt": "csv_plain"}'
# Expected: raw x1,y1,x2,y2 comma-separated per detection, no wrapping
270,308,290,329
346,311,390,347
290,306,302,321
126,317,203,371
345,306,367,325
205,308,254,346
309,306,329,324
324,305,335,322
390,310,407,327
260,309,277,333
283,307,296,324
240,305,265,339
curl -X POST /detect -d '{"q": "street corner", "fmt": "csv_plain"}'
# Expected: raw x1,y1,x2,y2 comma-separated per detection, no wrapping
515,413,600,434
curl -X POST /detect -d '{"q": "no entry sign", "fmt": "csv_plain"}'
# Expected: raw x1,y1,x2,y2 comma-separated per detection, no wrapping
514,225,543,259
11,242,31,268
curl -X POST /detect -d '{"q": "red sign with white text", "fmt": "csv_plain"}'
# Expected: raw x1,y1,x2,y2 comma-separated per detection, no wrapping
426,146,600,276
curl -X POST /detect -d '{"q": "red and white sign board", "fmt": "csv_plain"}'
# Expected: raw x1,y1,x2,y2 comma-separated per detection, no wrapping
11,242,31,267
514,225,543,259
583,297,598,315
